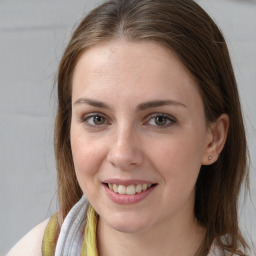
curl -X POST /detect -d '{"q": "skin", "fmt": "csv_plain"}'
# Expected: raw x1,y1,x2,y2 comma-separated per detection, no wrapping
70,39,229,256
6,218,49,256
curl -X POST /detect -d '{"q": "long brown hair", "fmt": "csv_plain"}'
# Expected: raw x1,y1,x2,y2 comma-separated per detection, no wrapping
54,0,249,254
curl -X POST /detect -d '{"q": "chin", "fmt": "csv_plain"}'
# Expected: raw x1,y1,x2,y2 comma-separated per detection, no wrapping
104,212,151,234
111,222,147,234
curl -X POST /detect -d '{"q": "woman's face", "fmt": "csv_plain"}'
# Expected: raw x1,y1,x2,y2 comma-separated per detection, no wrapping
70,40,212,234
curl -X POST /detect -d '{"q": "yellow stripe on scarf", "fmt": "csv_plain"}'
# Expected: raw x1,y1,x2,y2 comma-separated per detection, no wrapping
81,205,98,256
42,213,59,256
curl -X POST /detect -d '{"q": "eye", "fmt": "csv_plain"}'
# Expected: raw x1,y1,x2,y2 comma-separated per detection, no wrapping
81,113,108,127
146,113,176,128
90,115,106,125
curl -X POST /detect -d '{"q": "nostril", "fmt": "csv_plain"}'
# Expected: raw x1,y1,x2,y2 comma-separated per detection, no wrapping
107,146,143,170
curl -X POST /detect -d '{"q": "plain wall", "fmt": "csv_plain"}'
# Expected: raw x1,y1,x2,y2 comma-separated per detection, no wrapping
0,0,255,254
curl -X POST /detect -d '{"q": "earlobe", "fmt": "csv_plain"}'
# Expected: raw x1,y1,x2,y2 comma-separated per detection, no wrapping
201,114,229,165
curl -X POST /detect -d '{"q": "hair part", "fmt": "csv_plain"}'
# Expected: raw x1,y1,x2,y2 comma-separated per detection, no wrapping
54,0,249,254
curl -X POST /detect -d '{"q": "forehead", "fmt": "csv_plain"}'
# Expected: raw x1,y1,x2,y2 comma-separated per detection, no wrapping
72,39,202,108
73,39,191,80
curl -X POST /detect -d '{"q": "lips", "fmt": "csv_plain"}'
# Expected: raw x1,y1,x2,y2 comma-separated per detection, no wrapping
103,179,157,204
107,183,152,195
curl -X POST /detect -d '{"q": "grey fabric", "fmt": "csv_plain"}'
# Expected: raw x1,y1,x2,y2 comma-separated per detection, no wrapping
55,195,89,256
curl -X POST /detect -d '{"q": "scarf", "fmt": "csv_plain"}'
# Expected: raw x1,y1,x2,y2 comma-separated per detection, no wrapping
42,195,233,256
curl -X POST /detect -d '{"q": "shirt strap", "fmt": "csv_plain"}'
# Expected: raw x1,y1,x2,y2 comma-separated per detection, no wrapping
42,212,60,256
81,205,98,256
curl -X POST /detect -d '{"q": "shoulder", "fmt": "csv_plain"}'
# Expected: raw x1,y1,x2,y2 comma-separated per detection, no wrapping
6,218,50,256
208,239,254,256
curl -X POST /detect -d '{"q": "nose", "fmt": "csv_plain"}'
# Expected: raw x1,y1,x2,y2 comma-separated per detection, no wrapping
107,127,143,170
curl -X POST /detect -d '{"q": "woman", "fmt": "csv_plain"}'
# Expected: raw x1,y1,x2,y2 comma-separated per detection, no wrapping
8,0,251,255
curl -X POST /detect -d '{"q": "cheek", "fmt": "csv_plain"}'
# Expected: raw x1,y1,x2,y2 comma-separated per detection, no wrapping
71,137,105,200
150,129,205,184
72,139,102,174
70,126,106,187
149,134,204,212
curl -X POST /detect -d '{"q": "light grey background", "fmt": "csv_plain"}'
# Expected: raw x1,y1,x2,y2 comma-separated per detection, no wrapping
0,0,255,254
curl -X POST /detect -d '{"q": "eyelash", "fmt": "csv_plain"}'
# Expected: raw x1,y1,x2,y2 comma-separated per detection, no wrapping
80,112,176,129
144,113,176,129
80,112,109,128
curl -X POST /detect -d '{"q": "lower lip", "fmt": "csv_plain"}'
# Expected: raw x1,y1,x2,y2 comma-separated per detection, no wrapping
103,184,156,205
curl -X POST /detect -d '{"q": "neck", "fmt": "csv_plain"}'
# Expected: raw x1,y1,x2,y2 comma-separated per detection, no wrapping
97,211,206,256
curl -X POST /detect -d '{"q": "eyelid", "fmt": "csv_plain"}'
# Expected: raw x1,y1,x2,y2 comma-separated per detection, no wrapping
79,112,176,129
146,112,176,120
144,113,176,127
81,112,101,120
80,112,110,127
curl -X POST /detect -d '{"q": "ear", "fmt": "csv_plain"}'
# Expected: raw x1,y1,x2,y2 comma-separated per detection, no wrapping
201,114,229,165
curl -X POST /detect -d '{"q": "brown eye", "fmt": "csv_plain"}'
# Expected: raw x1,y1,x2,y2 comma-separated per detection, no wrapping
83,114,107,127
93,115,105,125
147,113,175,128
155,116,168,126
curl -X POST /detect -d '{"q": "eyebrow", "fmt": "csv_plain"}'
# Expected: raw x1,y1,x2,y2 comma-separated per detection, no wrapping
137,100,187,111
74,98,110,109
73,98,187,110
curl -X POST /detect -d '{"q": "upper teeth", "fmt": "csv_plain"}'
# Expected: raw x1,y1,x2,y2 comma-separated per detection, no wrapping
108,183,152,195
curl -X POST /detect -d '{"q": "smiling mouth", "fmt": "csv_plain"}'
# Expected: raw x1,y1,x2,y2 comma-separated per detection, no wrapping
104,183,157,195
